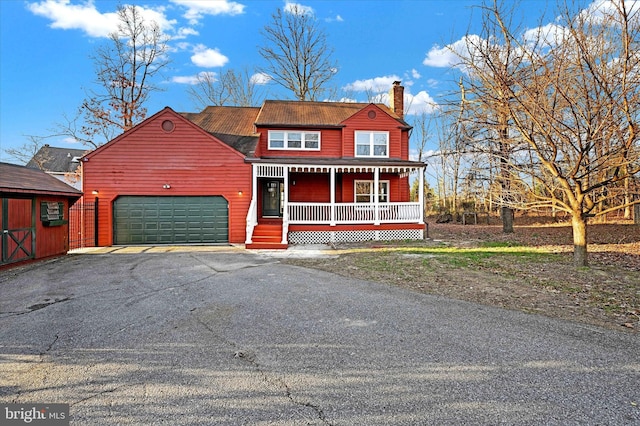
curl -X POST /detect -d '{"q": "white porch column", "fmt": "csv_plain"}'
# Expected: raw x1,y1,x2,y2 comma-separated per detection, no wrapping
374,167,380,225
330,167,336,226
252,163,258,208
418,167,425,224
245,163,259,244
281,165,289,244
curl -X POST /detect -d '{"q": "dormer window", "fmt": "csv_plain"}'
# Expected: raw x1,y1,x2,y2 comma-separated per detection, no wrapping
268,131,320,150
355,131,389,157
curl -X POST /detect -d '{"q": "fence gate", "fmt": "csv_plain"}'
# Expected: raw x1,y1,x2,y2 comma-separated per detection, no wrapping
1,197,35,266
69,200,97,250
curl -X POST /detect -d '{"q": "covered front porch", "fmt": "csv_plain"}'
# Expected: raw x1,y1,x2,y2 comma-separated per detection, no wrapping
245,159,426,248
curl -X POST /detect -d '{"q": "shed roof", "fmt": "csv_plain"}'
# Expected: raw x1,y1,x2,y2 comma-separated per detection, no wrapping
0,162,82,197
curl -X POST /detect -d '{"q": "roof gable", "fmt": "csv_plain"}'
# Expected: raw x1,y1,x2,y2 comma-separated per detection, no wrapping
344,103,412,129
84,107,250,160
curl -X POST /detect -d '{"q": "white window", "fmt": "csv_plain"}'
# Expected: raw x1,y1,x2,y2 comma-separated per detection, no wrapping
354,180,389,203
355,131,389,157
268,131,321,150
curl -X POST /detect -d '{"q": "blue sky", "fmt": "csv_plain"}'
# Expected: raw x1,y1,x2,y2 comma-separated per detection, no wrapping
0,0,579,163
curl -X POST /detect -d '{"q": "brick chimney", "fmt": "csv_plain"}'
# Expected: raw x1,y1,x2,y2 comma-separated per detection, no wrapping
389,81,404,119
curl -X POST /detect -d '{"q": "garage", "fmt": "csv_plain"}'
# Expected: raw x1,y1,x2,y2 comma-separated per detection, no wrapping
113,196,228,244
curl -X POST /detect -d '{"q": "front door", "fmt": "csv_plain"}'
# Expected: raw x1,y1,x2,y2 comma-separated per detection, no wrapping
262,180,282,217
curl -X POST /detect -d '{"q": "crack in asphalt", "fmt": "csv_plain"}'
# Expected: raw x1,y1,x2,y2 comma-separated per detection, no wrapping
28,297,71,312
41,334,59,355
70,385,127,407
0,297,73,318
193,312,332,425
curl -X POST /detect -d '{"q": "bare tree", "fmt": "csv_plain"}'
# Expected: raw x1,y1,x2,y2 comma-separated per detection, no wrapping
187,68,267,108
258,4,337,101
457,0,640,266
4,135,52,167
57,4,170,148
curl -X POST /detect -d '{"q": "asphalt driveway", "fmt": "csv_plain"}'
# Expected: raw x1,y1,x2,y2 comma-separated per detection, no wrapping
1,246,639,425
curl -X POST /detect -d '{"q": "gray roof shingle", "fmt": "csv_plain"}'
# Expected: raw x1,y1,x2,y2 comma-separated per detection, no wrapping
26,145,89,173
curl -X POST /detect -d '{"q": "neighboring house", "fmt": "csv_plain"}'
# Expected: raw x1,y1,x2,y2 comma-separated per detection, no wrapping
83,82,426,248
1,162,82,267
27,144,88,191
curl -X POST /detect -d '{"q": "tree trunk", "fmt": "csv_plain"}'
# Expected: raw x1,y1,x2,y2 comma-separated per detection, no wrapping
501,206,514,233
571,214,588,267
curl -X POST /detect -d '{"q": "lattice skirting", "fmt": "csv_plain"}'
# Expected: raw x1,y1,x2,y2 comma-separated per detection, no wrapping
288,228,424,244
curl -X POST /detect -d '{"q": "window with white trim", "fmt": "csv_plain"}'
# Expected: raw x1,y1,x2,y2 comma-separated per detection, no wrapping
268,131,320,150
355,131,389,157
355,180,389,203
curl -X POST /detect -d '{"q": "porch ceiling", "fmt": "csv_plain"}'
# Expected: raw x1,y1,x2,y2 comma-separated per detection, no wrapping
248,156,424,168
249,157,424,176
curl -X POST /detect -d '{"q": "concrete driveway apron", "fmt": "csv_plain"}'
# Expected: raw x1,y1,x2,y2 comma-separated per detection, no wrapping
1,246,639,425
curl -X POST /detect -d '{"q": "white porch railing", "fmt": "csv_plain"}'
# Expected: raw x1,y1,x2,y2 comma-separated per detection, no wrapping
288,202,422,225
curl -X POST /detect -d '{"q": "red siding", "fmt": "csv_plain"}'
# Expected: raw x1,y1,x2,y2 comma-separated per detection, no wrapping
342,105,407,159
255,127,343,158
254,105,410,161
287,172,410,203
1,196,74,267
289,173,330,202
341,173,407,202
7,198,31,228
84,109,251,245
35,197,71,258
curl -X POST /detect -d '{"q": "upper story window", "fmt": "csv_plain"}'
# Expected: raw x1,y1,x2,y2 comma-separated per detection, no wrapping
355,131,389,157
268,131,320,150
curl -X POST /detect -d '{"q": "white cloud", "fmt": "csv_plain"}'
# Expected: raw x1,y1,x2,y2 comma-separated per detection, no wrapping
250,72,272,85
523,22,567,49
326,14,344,23
191,44,229,67
411,69,421,79
426,78,439,88
284,2,314,16
172,71,216,85
579,0,640,24
170,0,245,24
343,75,401,93
406,91,438,115
423,42,461,68
423,35,498,72
175,27,199,40
28,0,120,37
62,136,80,144
27,0,175,37
334,97,357,103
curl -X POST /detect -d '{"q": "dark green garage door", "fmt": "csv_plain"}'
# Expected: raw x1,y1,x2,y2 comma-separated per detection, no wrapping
113,196,228,244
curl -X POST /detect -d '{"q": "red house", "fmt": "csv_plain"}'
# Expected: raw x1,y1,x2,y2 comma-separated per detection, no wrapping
83,82,426,248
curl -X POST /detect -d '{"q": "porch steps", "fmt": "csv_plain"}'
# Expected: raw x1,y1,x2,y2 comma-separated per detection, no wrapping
246,224,288,250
